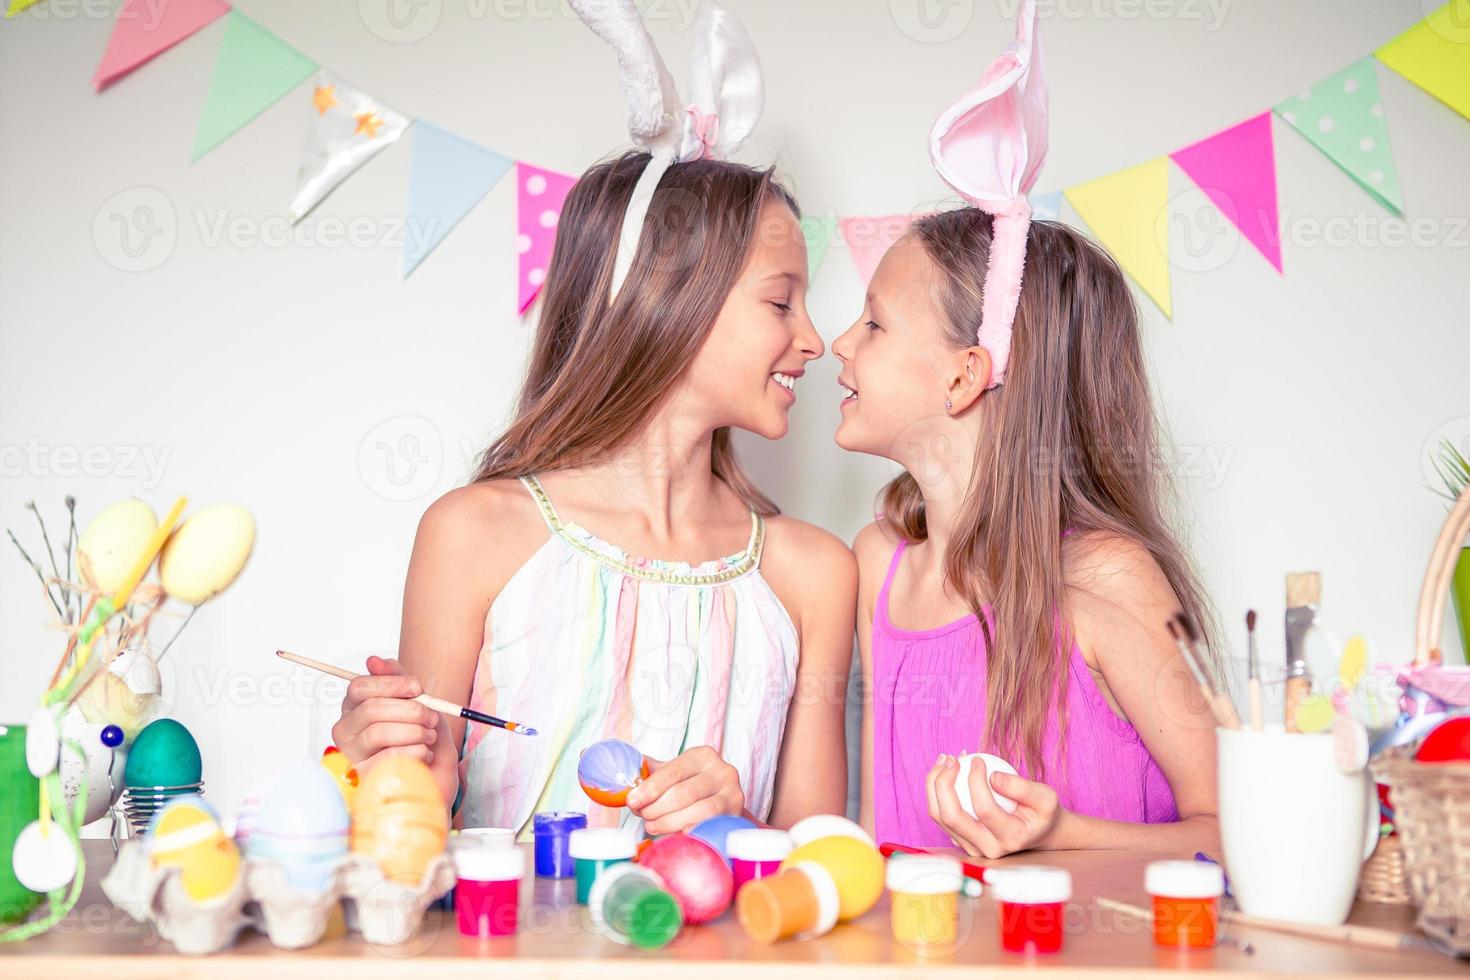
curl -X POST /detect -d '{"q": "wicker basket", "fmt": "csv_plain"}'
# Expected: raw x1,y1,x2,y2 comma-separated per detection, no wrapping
1357,834,1412,905
1366,481,1470,954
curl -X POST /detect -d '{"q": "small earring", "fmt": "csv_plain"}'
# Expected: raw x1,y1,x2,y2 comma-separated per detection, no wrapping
945,399,953,411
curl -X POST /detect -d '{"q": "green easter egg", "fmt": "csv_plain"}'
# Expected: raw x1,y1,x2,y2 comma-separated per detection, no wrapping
124,718,202,788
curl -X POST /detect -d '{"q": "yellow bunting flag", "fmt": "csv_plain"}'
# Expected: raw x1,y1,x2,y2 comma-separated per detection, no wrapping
1376,1,1470,122
1064,157,1172,318
5,0,42,15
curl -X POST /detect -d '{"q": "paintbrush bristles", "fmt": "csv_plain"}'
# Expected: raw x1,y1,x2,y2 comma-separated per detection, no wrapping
1246,609,1256,631
1286,571,1321,608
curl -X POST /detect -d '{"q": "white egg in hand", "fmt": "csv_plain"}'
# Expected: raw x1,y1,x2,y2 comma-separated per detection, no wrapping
954,752,1019,816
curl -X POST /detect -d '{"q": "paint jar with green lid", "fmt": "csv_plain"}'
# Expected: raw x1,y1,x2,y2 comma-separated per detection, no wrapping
0,724,43,924
569,827,637,904
587,863,683,950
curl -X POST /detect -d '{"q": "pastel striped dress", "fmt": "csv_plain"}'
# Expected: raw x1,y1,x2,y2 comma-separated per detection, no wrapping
457,475,800,840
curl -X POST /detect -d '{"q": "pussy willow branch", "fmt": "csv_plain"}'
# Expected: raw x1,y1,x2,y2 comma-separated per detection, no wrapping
7,527,65,620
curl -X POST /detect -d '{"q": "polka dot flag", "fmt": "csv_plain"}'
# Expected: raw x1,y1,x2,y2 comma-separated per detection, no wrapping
1275,58,1399,214
516,162,576,315
1274,57,1403,215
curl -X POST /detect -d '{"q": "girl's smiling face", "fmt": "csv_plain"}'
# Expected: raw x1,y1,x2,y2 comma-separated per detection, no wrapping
832,234,983,460
681,198,824,439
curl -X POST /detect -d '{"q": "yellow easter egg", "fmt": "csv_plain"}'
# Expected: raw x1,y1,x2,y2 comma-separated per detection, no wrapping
159,504,255,604
78,499,158,593
783,835,884,921
1295,693,1336,734
150,800,241,903
1340,635,1368,693
352,756,447,885
320,746,359,813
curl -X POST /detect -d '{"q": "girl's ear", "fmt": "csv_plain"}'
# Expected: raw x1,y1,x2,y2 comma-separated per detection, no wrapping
946,346,994,414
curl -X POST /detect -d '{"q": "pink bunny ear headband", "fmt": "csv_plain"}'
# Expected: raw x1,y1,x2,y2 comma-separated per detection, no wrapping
568,0,764,302
929,0,1049,389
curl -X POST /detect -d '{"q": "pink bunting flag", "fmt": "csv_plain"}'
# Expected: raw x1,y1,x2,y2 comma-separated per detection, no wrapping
839,215,921,286
515,162,577,315
1169,112,1283,273
93,0,231,92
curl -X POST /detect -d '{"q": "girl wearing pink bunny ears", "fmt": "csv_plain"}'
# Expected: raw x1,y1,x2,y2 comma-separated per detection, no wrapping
837,0,1222,857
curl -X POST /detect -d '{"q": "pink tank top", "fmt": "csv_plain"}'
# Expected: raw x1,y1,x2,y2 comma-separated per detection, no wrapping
871,539,1179,847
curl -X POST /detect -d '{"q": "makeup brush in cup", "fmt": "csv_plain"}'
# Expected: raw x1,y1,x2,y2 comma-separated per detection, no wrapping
1246,610,1263,732
1284,572,1321,733
1167,616,1240,730
275,649,538,736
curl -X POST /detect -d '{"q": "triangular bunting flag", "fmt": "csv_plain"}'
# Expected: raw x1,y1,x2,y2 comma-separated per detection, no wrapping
93,0,230,92
1065,158,1172,318
1170,112,1282,273
289,70,411,223
1275,58,1404,214
403,123,513,278
192,11,315,162
1030,191,1063,222
838,215,918,286
800,214,837,281
1376,1,1470,122
516,162,577,315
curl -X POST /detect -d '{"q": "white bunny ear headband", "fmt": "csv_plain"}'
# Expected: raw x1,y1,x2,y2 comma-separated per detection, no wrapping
928,0,1048,389
567,0,764,302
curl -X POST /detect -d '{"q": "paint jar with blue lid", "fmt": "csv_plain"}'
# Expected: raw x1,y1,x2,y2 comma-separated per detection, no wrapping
533,811,587,878
569,827,637,904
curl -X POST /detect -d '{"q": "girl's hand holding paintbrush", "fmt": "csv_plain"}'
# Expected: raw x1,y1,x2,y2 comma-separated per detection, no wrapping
331,655,448,771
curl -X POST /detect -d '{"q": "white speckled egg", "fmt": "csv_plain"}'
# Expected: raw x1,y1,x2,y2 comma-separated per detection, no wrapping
159,504,255,604
78,499,158,593
59,704,128,825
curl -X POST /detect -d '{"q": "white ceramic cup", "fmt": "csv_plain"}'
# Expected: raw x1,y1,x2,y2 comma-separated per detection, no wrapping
1217,725,1377,926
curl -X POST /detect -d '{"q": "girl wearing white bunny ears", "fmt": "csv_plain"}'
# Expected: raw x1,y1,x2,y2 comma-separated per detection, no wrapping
837,0,1222,858
332,1,853,840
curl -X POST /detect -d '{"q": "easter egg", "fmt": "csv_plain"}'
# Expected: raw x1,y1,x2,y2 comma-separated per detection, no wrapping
954,752,1020,816
59,704,128,825
12,821,78,894
578,738,649,807
149,796,240,903
124,719,202,789
78,499,158,593
320,746,359,812
351,756,447,885
787,813,873,848
76,648,162,740
637,833,733,924
783,834,883,922
159,504,255,604
1417,716,1470,763
247,760,350,893
688,814,757,865
234,768,286,846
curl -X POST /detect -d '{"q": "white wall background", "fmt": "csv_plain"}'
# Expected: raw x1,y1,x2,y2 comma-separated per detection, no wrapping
3,0,1469,826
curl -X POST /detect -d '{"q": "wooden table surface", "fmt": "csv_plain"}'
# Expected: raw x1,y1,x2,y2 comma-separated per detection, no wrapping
0,840,1462,978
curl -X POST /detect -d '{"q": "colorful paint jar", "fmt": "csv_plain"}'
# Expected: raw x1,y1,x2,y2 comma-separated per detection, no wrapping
452,843,525,937
887,854,963,951
726,828,792,893
735,860,840,944
989,866,1071,954
533,811,587,878
1144,860,1224,948
587,863,684,950
570,827,636,904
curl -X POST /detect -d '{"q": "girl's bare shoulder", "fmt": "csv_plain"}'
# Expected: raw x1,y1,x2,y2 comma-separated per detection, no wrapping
412,479,552,593
759,515,857,629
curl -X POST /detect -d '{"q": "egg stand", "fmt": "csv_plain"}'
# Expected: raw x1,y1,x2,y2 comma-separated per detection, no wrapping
0,499,186,944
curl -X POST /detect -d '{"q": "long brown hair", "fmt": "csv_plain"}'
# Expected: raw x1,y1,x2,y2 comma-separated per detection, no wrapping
880,209,1217,779
474,151,797,515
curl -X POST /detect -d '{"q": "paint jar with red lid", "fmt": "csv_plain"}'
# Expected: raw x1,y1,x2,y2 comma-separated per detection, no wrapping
989,866,1071,954
1144,860,1224,948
